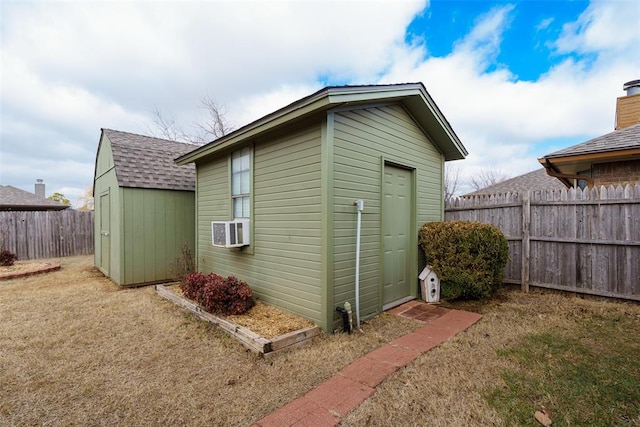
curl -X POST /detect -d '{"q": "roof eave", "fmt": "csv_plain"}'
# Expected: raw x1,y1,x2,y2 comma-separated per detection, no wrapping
176,88,335,165
175,83,468,165
538,147,640,175
403,90,467,161
0,205,69,211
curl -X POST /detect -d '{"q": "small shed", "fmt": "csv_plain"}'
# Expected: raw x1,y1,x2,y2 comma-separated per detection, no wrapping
176,83,467,331
93,129,196,286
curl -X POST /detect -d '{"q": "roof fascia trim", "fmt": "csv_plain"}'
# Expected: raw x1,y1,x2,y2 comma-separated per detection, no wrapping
176,89,334,165
176,83,468,164
539,147,640,165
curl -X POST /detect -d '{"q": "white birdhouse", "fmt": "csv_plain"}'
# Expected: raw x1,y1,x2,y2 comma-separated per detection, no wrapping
419,266,440,303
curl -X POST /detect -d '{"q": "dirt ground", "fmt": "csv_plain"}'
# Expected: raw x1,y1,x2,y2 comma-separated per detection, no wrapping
2,255,639,426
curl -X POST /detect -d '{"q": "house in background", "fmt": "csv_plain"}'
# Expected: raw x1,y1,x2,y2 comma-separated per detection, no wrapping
463,168,566,197
539,79,640,188
0,180,69,211
176,83,467,332
93,129,196,287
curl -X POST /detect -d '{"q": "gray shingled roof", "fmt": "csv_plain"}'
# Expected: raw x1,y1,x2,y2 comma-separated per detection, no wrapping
464,168,566,197
543,123,640,158
103,129,196,191
0,185,70,211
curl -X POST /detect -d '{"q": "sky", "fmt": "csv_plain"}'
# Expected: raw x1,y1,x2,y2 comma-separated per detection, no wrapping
1,0,639,206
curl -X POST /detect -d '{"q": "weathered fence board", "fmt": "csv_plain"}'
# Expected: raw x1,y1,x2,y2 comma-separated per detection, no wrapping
445,184,640,301
0,211,94,260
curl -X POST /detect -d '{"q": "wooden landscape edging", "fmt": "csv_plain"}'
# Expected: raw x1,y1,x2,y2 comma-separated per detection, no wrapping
155,285,320,356
0,263,61,281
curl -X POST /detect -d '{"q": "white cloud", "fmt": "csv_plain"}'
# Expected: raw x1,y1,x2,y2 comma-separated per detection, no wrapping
536,17,554,31
1,0,427,205
371,2,639,193
1,0,637,203
555,0,639,54
233,83,322,128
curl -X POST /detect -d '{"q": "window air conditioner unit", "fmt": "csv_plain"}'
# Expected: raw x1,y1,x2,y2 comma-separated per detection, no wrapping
211,220,250,248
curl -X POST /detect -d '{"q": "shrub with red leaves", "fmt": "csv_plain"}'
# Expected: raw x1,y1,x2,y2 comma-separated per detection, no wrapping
224,275,255,315
180,272,255,316
181,272,208,301
199,273,228,314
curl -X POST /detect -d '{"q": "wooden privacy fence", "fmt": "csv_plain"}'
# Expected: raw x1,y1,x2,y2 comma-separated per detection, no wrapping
445,184,640,302
0,210,94,260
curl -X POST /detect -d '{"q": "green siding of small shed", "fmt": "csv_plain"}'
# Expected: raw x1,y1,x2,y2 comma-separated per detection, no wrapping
94,134,122,283
331,104,444,328
93,133,195,287
193,102,447,332
195,123,324,325
119,188,195,285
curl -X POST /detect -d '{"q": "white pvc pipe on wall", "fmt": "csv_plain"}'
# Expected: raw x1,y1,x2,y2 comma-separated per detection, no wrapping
354,199,364,329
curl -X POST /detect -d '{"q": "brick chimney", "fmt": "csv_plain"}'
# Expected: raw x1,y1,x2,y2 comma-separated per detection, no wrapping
35,179,45,198
615,79,640,129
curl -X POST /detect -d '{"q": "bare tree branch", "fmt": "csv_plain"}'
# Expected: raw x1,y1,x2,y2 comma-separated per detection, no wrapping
444,163,462,201
469,168,512,191
192,95,233,143
146,97,233,145
146,107,192,143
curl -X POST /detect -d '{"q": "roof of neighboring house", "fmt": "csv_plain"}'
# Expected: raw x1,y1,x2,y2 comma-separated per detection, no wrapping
538,123,640,181
0,185,70,211
543,123,640,158
102,129,197,191
176,83,468,165
463,168,567,197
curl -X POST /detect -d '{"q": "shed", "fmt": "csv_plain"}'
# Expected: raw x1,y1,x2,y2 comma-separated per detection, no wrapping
93,129,196,286
176,83,467,331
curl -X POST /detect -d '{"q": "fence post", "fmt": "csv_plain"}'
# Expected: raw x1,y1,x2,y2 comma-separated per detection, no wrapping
521,191,530,292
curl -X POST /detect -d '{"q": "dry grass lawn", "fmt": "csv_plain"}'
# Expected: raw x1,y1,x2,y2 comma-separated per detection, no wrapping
0,256,419,426
342,289,640,426
2,255,639,426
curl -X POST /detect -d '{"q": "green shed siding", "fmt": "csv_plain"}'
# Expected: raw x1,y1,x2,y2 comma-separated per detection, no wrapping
195,124,324,325
120,188,195,285
331,104,444,326
182,84,466,333
94,134,122,283
93,132,196,287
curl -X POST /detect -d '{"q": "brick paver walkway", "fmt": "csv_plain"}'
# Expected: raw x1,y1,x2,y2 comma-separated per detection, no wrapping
253,301,482,427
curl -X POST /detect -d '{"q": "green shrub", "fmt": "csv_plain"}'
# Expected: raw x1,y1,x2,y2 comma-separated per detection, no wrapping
181,272,255,316
0,249,17,267
419,221,509,300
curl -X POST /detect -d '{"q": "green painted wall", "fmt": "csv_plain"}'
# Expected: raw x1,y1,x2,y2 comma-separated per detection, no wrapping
93,133,196,286
330,104,444,329
194,102,446,332
195,123,325,325
120,188,195,285
94,134,122,283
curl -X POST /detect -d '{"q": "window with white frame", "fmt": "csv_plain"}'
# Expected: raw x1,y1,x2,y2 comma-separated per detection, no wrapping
231,147,250,218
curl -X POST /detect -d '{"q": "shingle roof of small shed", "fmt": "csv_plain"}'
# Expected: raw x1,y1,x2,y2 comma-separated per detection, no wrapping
103,129,196,191
0,185,69,211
